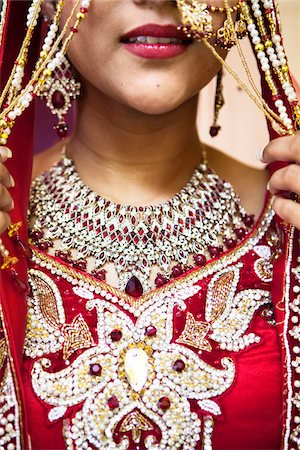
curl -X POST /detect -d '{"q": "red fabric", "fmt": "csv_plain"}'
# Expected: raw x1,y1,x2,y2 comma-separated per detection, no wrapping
22,208,282,449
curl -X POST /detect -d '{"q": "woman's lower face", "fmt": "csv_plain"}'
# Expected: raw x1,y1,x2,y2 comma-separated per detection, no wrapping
60,0,231,115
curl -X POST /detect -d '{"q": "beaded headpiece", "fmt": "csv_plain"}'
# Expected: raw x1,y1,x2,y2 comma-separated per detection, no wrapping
0,0,299,270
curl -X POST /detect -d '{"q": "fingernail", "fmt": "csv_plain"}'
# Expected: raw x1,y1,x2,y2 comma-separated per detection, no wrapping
256,148,264,162
0,147,12,160
266,181,270,191
9,175,15,187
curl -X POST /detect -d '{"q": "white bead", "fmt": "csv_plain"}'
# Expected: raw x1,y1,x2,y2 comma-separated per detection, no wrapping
272,34,281,44
293,346,300,354
247,23,256,32
252,36,261,45
275,100,284,109
254,10,262,17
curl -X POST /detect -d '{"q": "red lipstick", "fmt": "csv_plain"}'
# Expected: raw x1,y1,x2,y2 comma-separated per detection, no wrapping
120,24,193,59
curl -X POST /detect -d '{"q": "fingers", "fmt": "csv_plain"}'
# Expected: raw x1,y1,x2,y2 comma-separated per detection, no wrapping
268,164,300,196
271,196,300,230
262,132,300,164
0,146,14,189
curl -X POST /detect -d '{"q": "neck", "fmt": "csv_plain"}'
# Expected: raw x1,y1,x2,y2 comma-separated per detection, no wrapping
68,84,203,206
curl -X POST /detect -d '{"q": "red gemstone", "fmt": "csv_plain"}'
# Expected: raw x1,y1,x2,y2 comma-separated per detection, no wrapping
125,276,143,297
208,246,222,258
80,7,88,13
145,326,157,337
209,125,221,137
110,329,122,342
235,228,247,239
171,265,183,278
70,27,78,33
55,251,70,262
73,259,87,271
224,238,237,249
172,359,186,372
193,254,206,266
91,269,107,281
89,363,102,376
158,396,171,411
31,230,44,242
55,123,68,138
52,90,65,109
107,395,119,410
37,241,50,251
155,274,168,288
243,214,255,228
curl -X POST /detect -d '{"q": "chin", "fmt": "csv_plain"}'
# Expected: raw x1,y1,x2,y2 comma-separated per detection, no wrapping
121,87,189,116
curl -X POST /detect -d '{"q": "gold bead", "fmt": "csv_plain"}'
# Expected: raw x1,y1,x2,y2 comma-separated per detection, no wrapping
40,51,47,59
76,12,85,20
0,120,7,128
43,68,52,77
1,133,8,139
255,43,264,52
282,65,289,73
265,40,273,48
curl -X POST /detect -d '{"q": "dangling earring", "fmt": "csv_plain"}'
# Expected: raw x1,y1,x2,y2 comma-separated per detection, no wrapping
37,52,81,138
210,69,224,138
216,11,247,49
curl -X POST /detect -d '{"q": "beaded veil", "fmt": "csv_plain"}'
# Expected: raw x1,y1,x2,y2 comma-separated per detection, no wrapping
0,1,299,449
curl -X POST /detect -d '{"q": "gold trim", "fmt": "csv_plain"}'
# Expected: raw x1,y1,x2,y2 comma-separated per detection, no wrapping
31,201,274,309
0,0,8,50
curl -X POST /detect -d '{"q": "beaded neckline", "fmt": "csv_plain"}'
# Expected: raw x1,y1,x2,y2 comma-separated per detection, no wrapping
29,154,259,295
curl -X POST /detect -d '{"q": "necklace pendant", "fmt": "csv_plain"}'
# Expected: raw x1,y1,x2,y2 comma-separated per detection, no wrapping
125,275,144,298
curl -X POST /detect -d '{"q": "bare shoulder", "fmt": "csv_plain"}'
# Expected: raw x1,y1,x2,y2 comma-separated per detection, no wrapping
207,146,269,219
32,142,64,180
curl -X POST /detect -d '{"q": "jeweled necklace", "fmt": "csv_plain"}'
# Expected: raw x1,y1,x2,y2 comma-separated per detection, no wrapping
28,152,255,295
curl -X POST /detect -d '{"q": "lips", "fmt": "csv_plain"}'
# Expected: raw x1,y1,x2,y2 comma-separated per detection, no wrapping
120,24,193,59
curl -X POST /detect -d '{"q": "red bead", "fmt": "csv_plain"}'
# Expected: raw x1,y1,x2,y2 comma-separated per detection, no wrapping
70,27,78,33
91,269,106,281
80,7,88,13
55,251,70,262
110,329,122,342
235,228,247,239
125,276,143,297
155,274,168,287
37,241,50,251
145,326,157,337
51,90,65,109
224,238,237,249
30,230,44,241
208,246,222,258
243,214,255,228
171,265,183,278
89,363,102,376
107,395,119,410
193,254,207,266
73,259,87,271
172,359,186,372
158,396,171,411
55,123,68,138
209,125,221,138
